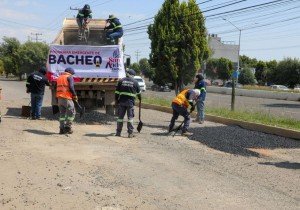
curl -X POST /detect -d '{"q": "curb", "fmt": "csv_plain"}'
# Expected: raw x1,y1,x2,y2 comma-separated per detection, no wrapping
140,103,300,140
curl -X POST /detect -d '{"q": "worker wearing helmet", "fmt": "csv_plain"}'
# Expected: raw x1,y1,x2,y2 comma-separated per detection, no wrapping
115,69,141,138
56,68,78,134
168,89,200,136
104,14,123,44
194,73,206,124
76,4,92,37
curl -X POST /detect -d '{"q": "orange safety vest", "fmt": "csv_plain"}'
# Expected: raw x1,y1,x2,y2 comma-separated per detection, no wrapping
56,72,73,100
172,89,190,108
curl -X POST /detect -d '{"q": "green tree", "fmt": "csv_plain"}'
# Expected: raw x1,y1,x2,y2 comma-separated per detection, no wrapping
0,37,21,77
18,41,49,76
271,58,300,88
148,0,208,93
216,57,233,82
129,63,141,75
255,61,266,84
205,58,218,79
139,58,154,80
0,60,4,75
238,67,255,85
240,55,257,68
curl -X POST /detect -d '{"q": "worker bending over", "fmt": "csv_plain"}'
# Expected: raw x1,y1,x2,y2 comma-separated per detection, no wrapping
104,15,123,44
169,89,200,136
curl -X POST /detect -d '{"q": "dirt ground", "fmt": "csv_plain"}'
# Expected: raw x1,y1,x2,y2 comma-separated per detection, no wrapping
0,79,299,210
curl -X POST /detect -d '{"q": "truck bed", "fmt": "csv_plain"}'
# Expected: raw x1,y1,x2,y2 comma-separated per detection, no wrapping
53,18,113,45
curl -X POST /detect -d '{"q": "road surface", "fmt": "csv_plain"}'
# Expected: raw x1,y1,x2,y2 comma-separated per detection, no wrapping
0,79,299,209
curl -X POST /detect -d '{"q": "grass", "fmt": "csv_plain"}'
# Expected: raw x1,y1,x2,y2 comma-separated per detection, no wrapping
242,85,299,93
142,96,300,131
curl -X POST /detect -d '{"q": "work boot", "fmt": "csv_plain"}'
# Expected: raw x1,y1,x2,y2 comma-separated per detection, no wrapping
199,120,204,124
115,132,121,137
181,131,193,137
128,133,135,138
59,128,65,135
64,127,73,134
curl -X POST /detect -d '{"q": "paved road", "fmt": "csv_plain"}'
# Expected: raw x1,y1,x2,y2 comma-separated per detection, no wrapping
0,79,299,209
143,89,300,120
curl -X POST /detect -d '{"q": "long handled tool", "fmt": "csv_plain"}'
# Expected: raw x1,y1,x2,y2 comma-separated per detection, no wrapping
74,100,85,118
137,100,143,133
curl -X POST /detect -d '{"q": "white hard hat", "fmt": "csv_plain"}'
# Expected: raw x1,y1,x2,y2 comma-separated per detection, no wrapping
194,89,200,97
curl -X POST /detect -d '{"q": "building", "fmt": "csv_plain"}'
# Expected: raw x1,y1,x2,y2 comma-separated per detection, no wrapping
208,34,239,69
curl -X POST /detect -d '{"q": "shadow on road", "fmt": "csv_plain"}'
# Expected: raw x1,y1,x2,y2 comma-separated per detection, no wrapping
258,161,300,170
84,133,115,137
5,106,58,120
264,103,300,109
24,129,57,136
188,125,300,157
5,106,115,125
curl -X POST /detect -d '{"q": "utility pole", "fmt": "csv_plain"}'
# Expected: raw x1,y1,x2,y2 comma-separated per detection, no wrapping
135,50,141,64
31,33,42,42
223,18,241,111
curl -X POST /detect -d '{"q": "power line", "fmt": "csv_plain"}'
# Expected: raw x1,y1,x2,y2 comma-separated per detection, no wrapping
241,44,300,51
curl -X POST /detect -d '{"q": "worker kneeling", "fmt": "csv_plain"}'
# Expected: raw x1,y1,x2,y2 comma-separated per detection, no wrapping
169,89,200,136
104,15,123,44
56,68,78,134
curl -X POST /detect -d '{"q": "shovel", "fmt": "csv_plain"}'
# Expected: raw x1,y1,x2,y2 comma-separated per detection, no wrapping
137,100,143,133
74,100,85,118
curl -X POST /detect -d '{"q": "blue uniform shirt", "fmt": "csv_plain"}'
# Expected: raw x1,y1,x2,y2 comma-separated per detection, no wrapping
194,80,206,101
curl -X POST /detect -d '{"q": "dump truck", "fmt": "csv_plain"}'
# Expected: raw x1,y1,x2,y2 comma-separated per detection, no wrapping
47,18,126,115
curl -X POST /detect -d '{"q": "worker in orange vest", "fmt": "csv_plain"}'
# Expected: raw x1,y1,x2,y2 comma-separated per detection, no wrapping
169,89,200,136
56,68,78,134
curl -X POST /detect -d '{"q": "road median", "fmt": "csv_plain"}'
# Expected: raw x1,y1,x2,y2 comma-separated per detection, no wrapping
140,102,300,140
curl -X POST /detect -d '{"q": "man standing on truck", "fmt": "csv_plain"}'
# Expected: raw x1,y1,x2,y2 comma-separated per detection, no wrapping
56,68,78,134
76,4,92,38
104,15,123,44
115,69,141,138
168,89,200,136
26,67,50,120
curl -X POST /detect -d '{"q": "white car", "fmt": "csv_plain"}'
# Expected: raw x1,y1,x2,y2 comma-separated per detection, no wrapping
270,85,289,91
134,76,146,92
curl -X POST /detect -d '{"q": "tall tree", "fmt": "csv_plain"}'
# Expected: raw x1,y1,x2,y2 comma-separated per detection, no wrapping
129,63,141,75
238,67,255,85
18,41,49,76
217,57,233,82
0,37,21,76
255,61,266,84
205,58,218,79
240,55,257,68
148,0,208,93
139,58,154,80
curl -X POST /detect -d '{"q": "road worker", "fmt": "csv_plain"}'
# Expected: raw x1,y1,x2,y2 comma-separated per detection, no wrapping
76,4,92,37
56,68,78,134
194,73,206,124
115,69,141,138
104,15,123,44
168,89,200,136
26,67,50,120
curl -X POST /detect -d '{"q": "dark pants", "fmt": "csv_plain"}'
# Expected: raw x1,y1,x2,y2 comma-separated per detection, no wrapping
31,93,44,119
169,103,190,133
116,103,134,134
106,31,123,41
77,18,87,29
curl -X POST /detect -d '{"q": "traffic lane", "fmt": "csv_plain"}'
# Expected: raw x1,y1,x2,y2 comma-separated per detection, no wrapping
143,90,300,120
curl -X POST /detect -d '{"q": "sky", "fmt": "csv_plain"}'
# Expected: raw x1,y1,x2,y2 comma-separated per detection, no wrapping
0,0,299,62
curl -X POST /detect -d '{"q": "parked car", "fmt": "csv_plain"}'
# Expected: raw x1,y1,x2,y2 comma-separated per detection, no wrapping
293,85,300,92
270,85,289,91
134,76,146,92
151,84,172,92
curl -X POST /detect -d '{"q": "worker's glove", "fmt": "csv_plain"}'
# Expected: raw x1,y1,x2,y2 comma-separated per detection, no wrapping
73,96,78,102
190,105,195,113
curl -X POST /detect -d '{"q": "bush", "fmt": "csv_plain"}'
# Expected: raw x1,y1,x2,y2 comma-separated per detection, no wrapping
239,68,256,85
